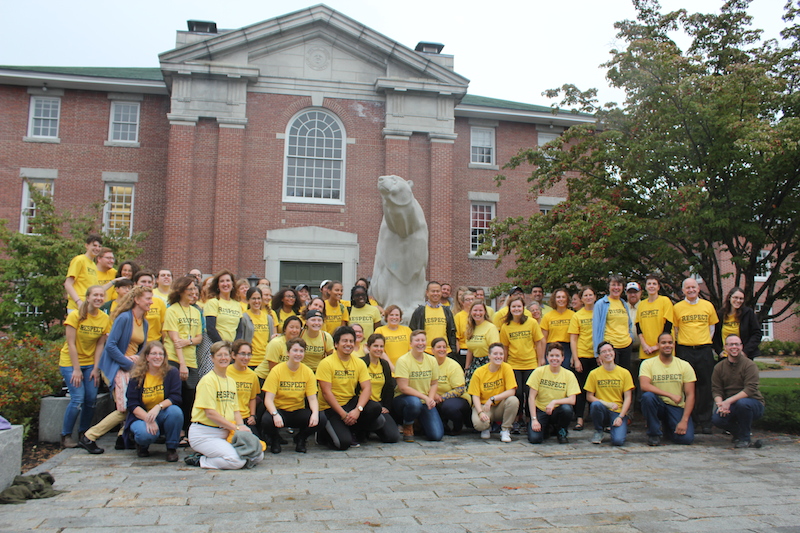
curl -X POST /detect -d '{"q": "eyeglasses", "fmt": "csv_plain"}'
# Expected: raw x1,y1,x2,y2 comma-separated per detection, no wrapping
236,352,252,356
725,342,742,347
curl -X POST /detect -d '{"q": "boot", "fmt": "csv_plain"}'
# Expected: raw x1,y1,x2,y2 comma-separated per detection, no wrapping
61,434,77,448
402,424,414,442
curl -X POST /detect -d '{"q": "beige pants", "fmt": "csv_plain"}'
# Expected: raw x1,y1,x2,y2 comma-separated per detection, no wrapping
84,410,126,442
471,396,520,431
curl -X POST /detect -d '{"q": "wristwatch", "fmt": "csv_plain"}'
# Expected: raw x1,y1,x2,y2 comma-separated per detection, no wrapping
490,396,496,403
357,405,364,412
270,411,278,416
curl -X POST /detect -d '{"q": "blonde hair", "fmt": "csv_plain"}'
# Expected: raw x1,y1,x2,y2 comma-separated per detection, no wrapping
130,341,170,386
112,286,152,320
465,301,489,340
78,285,105,322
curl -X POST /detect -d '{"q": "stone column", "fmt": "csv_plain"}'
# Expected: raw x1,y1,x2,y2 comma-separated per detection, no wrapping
212,121,246,274
162,118,197,273
428,134,456,283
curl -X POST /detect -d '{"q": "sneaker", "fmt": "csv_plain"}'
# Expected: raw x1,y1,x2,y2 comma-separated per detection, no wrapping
647,434,661,447
61,435,77,449
735,439,763,449
184,453,202,467
78,434,105,454
165,449,178,462
295,439,307,453
500,430,511,443
592,431,604,445
480,429,491,440
557,428,569,444
511,421,521,435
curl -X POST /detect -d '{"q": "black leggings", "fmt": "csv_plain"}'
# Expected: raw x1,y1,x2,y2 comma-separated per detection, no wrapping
319,398,382,451
573,357,597,421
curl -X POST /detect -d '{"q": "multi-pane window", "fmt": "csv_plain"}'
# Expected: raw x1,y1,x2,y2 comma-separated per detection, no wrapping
109,101,140,142
28,97,60,138
103,184,135,235
284,110,345,203
754,249,771,281
470,127,495,165
470,202,495,252
755,304,773,341
20,180,53,235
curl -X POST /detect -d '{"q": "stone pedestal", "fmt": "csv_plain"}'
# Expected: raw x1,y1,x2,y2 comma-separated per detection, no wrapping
38,393,114,443
0,425,22,491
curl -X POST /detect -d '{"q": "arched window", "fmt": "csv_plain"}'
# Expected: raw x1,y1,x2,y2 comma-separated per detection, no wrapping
283,109,345,204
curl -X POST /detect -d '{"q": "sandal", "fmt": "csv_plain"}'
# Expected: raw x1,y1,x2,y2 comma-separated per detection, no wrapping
573,422,584,431
178,436,190,448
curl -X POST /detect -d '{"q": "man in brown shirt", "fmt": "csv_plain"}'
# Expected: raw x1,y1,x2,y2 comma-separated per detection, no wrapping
711,334,765,448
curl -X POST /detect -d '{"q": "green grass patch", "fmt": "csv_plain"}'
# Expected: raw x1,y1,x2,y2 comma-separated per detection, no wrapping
756,361,783,370
756,378,800,434
782,356,800,366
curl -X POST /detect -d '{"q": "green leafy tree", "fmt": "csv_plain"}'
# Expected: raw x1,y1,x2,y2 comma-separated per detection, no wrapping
484,0,800,323
0,184,146,339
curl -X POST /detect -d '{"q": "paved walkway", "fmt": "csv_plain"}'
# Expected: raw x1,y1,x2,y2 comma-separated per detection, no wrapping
2,427,798,532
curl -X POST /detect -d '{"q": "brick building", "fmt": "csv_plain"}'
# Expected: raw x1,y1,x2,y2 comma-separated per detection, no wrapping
0,6,794,340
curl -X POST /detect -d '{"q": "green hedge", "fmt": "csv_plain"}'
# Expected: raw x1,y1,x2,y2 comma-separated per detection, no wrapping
0,335,62,425
754,378,800,434
759,340,800,357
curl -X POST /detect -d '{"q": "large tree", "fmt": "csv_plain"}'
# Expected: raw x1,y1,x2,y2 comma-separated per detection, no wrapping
485,0,800,324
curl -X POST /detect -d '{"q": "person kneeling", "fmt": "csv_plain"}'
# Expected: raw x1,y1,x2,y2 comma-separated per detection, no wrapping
124,341,183,462
585,341,634,446
469,343,519,443
392,330,444,442
527,343,579,444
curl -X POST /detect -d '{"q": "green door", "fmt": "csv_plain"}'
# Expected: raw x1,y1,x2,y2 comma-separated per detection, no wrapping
280,261,342,295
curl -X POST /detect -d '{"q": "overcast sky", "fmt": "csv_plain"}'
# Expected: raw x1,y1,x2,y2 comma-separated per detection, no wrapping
1,0,788,107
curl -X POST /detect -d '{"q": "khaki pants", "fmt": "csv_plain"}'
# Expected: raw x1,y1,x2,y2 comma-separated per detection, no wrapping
471,396,520,431
84,410,126,442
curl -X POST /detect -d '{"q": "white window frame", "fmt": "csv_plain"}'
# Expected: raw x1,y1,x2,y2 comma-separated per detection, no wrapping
108,100,140,144
754,249,771,282
538,195,566,215
19,178,54,235
27,96,61,139
103,183,135,236
470,126,495,167
282,108,346,205
755,303,773,341
470,201,496,254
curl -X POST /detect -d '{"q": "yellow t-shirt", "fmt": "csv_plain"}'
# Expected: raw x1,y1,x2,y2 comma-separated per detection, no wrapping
274,309,300,334
367,360,386,403
584,365,634,412
192,372,239,426
541,309,575,343
636,296,675,359
567,308,594,359
467,362,517,404
673,299,718,346
437,357,470,401
465,320,500,360
254,335,291,380
66,254,99,311
301,330,333,372
246,309,272,368
374,325,411,366
153,287,170,303
720,313,740,351
393,352,439,398
639,356,697,408
323,300,349,335
348,304,382,339
422,305,449,353
264,362,317,411
455,310,469,348
163,303,202,368
59,310,111,366
500,318,544,370
96,267,117,302
604,298,632,349
526,365,580,412
315,355,370,411
145,298,167,343
204,298,243,342
226,365,260,418
492,306,533,329
126,317,146,357
141,373,165,411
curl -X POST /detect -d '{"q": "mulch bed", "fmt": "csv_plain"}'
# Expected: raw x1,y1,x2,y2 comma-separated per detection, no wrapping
21,432,61,473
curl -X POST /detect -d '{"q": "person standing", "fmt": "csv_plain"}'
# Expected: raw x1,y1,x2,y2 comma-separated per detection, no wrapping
323,281,349,334
712,334,765,448
64,234,102,313
153,269,173,303
673,277,718,433
592,275,634,372
625,281,642,355
409,281,457,355
530,285,553,317
95,247,123,302
713,288,762,360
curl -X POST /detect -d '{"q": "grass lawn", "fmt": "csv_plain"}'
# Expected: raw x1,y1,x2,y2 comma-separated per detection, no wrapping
757,378,800,434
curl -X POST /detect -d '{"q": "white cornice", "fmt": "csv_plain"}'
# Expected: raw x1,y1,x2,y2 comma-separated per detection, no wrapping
0,69,167,95
455,104,594,127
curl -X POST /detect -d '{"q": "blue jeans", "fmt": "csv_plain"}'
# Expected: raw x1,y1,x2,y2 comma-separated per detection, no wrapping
641,392,694,444
589,401,627,446
60,365,98,435
527,404,573,443
129,405,184,449
712,397,764,441
392,394,444,441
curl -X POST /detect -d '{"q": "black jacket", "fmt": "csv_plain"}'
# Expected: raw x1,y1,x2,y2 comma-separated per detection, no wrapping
713,305,762,359
408,304,457,354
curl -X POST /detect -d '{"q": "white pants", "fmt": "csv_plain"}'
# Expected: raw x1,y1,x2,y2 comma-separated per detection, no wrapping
188,423,263,470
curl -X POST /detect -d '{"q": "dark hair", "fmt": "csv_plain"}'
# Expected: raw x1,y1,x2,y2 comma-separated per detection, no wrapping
245,286,262,307
272,288,301,314
133,270,154,284
118,260,139,279
721,287,746,322
657,332,673,343
209,270,235,298
350,285,368,304
333,325,356,345
283,315,303,335
86,233,103,245
505,294,529,325
488,342,505,354
578,286,595,299
383,304,402,319
366,333,385,347
115,278,134,289
307,297,327,319
286,337,307,351
168,276,197,306
356,277,370,289
645,273,661,286
426,281,441,291
545,342,564,356
430,337,448,350
597,341,614,355
231,339,252,356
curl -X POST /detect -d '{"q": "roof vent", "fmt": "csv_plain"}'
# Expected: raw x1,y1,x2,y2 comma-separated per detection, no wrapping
187,20,217,33
415,42,444,54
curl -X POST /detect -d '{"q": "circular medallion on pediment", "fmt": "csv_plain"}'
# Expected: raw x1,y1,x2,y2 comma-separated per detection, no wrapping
306,46,330,71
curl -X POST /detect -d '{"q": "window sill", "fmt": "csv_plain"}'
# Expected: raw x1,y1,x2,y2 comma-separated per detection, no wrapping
23,136,60,144
104,141,140,148
469,252,498,260
468,163,499,170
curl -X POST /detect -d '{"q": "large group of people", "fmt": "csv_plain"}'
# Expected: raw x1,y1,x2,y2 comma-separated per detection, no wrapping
56,233,768,470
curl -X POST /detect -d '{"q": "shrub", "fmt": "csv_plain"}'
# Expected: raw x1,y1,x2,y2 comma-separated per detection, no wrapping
755,378,800,434
0,334,62,424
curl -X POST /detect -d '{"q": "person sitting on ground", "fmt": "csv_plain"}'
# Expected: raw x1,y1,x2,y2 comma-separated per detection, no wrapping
468,343,519,443
226,340,261,438
360,333,400,443
526,342,579,445
254,316,304,384
585,341,634,446
301,309,334,372
431,337,471,435
262,338,320,454
639,332,696,446
123,341,183,462
711,334,765,448
393,330,443,442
